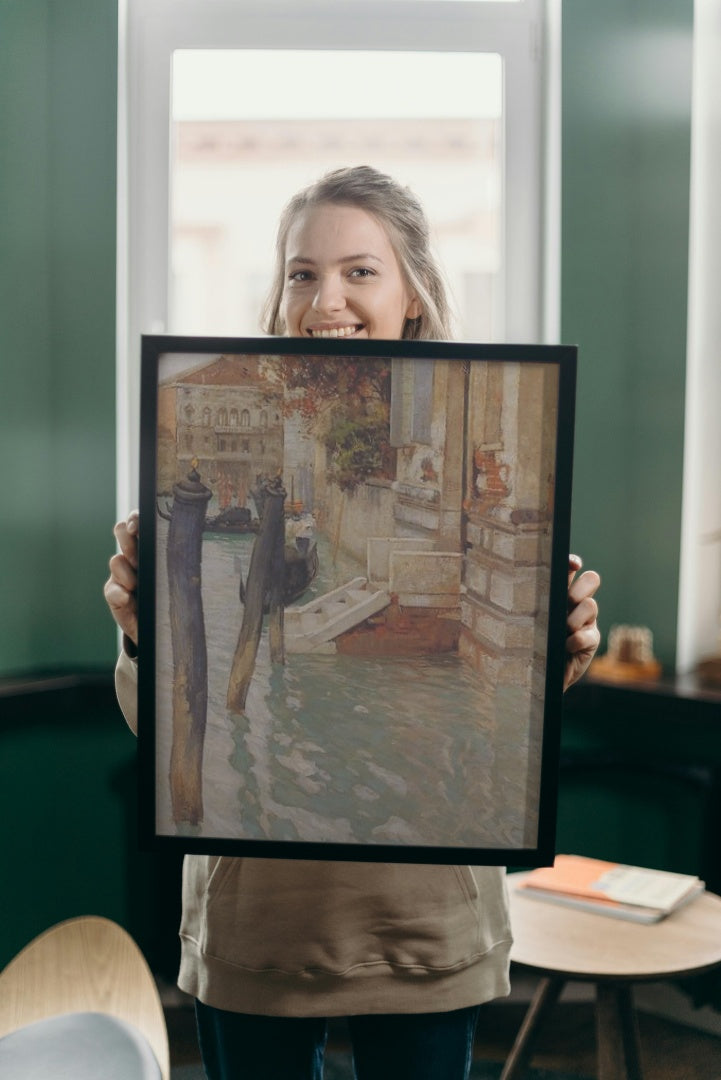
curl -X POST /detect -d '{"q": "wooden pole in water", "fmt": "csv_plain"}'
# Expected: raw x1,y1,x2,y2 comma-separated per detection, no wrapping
166,465,212,825
267,484,286,667
227,477,286,712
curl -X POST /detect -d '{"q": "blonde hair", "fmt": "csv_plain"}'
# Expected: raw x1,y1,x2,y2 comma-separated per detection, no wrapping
262,165,453,341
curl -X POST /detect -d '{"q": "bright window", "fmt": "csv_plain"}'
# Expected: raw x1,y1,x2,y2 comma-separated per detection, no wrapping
170,49,502,341
118,0,556,509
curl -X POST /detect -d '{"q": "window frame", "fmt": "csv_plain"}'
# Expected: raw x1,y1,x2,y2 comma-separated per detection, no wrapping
117,0,558,510
676,0,721,673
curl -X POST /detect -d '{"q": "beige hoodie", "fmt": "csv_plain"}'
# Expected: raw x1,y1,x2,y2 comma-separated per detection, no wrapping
116,650,512,1016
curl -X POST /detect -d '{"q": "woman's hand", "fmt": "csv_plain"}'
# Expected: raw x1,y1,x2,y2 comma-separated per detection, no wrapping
564,554,601,691
103,510,139,647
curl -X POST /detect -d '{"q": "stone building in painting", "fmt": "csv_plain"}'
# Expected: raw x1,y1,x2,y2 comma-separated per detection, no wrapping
157,355,284,511
331,357,557,703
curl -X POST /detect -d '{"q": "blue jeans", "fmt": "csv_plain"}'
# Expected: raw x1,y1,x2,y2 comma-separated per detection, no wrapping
195,1000,481,1080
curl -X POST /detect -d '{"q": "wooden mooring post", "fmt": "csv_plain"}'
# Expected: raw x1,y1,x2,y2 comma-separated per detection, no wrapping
166,465,212,825
227,476,286,712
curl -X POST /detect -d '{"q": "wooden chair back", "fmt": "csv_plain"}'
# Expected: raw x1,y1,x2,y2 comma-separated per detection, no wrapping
0,915,169,1080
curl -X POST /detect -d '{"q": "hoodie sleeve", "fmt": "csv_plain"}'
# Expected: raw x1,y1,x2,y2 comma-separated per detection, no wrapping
115,645,139,736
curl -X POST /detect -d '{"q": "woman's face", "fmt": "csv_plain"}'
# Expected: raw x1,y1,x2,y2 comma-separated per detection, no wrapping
280,203,421,340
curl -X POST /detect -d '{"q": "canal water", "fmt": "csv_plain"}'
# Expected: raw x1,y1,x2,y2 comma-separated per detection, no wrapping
154,517,541,854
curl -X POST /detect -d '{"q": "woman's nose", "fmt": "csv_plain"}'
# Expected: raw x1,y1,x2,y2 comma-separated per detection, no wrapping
312,274,345,314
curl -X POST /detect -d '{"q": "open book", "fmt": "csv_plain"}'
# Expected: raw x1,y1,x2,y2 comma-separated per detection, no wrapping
515,854,705,923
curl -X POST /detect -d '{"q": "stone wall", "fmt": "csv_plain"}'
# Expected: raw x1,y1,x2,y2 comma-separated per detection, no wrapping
460,362,558,697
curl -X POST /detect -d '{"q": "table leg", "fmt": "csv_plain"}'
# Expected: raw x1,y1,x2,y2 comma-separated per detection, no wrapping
499,976,565,1080
596,982,643,1080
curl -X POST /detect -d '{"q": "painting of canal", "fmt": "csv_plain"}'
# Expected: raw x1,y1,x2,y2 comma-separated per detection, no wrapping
141,339,575,861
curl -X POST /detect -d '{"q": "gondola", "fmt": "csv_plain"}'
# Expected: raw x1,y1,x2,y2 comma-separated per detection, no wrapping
203,505,259,533
156,500,259,533
239,538,319,609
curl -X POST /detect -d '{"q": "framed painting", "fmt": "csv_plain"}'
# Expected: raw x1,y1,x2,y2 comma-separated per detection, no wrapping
137,336,576,864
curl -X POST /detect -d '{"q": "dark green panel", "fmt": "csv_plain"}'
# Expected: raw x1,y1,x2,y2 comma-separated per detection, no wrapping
0,684,132,966
0,2,56,670
562,0,693,669
559,682,721,890
0,0,119,674
0,682,185,976
556,770,708,877
47,1,119,667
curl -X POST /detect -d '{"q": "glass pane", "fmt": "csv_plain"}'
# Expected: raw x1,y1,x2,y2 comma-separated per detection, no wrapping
170,50,503,340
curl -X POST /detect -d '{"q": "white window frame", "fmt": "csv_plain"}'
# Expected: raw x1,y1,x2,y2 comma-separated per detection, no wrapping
676,0,721,674
117,0,558,511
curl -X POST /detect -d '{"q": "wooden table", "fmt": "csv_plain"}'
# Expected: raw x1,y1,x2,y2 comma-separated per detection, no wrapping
502,873,721,1080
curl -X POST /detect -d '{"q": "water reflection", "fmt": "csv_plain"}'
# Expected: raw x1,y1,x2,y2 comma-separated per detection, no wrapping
154,519,539,851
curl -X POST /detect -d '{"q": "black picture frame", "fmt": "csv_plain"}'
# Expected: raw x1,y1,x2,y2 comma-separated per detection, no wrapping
138,335,576,865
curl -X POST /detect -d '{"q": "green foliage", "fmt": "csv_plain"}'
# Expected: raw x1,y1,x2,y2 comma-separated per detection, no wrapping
324,412,391,493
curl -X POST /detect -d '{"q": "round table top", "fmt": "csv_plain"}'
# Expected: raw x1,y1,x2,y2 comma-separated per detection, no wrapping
508,871,721,981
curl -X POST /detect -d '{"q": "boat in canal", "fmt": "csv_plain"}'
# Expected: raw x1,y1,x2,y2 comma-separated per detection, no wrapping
239,537,319,608
204,505,259,534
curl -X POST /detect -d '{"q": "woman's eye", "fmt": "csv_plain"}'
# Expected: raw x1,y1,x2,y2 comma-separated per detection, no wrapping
288,270,313,283
349,267,375,279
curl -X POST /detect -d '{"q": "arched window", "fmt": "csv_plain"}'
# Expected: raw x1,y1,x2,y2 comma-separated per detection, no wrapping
230,408,239,427
218,407,228,427
241,409,251,427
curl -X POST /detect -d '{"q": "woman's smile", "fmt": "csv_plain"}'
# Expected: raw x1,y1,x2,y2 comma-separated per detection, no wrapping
306,323,365,339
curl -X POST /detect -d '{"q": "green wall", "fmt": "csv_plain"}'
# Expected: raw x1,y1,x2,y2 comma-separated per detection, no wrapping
562,0,693,670
0,0,118,676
